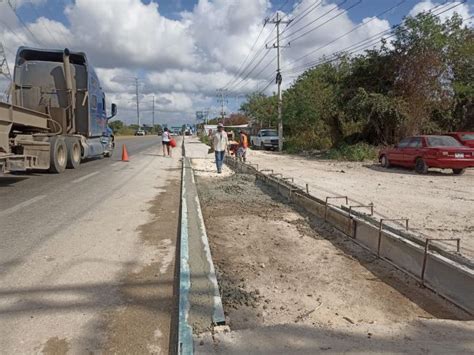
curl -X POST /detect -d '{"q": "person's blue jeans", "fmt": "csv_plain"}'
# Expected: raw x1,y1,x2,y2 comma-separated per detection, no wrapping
215,151,225,172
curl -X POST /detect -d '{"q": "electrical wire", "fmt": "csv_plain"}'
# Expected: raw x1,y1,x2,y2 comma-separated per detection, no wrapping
29,5,63,48
8,3,45,47
285,0,407,69
266,0,323,44
0,18,26,44
277,0,350,44
231,53,276,93
283,0,363,44
222,24,278,91
221,23,268,90
283,1,468,77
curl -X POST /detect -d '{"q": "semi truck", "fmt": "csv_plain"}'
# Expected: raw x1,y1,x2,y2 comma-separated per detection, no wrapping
0,47,116,174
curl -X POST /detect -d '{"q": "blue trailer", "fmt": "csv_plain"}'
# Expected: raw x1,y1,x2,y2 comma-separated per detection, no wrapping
0,47,117,173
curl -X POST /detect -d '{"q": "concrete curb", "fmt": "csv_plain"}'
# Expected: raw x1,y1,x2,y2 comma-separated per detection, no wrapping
178,151,193,354
225,156,474,316
190,166,226,326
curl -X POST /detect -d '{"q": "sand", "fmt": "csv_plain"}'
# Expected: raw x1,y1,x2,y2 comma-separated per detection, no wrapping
243,149,474,260
194,173,474,354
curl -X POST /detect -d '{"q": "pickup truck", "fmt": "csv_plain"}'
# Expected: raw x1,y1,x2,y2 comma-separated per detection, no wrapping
250,129,279,150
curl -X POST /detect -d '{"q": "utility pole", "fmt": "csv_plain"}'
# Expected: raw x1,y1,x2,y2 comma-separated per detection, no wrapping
216,89,228,123
0,42,12,103
266,12,292,152
135,77,140,127
152,94,155,128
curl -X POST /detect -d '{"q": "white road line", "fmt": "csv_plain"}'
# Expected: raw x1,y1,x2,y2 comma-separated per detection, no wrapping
72,172,99,184
111,162,122,167
0,195,46,218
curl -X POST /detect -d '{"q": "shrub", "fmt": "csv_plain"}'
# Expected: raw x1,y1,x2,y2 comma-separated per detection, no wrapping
324,143,378,162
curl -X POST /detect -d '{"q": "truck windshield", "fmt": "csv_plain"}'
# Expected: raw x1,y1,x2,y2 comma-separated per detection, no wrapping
261,130,278,137
461,133,474,140
427,136,463,147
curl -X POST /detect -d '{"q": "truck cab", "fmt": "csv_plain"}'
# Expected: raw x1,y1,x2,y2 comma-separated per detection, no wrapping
0,47,117,173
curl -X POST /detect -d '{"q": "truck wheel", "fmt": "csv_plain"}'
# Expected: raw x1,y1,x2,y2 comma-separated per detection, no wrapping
415,158,428,174
49,136,67,173
66,138,81,169
260,142,265,150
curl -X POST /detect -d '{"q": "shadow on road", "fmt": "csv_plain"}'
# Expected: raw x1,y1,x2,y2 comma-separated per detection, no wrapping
0,176,31,186
364,163,462,177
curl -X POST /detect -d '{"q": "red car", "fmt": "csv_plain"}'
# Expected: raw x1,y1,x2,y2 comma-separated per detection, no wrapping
445,132,474,148
379,135,474,175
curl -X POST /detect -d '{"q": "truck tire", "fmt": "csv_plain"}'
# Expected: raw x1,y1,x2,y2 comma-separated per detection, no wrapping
66,138,81,169
49,136,67,173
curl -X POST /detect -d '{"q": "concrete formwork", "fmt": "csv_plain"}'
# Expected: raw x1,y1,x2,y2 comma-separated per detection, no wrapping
225,156,474,315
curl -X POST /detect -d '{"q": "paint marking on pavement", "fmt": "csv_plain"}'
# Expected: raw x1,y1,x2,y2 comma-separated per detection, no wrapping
111,162,122,167
0,195,46,218
72,172,99,184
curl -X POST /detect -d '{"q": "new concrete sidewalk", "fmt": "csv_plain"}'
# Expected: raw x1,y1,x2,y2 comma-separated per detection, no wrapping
180,137,226,351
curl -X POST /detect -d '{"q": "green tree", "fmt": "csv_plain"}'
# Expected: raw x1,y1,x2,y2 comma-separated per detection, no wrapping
109,120,124,133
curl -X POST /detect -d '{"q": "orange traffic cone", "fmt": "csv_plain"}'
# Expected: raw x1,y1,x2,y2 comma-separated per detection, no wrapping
122,144,129,162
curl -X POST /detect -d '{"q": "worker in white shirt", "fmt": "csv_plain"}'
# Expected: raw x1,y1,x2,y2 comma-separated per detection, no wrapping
212,123,229,174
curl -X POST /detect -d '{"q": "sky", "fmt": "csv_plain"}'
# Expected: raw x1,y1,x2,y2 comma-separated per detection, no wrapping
0,0,472,126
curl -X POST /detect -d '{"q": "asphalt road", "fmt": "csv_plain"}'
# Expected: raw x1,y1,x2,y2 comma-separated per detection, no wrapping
0,136,160,267
0,135,181,353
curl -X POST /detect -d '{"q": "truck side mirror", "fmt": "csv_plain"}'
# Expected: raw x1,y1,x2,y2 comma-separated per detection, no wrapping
109,103,117,119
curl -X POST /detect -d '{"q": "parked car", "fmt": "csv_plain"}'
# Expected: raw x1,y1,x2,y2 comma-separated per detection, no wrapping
379,135,474,175
444,132,474,148
250,129,279,150
135,129,145,136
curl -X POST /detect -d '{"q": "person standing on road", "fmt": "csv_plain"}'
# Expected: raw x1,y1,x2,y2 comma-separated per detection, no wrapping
162,127,172,157
237,130,248,162
212,123,228,174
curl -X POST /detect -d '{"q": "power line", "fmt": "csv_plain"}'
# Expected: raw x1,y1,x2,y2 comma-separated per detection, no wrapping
29,5,62,47
43,1,74,48
283,0,363,44
221,1,315,93
281,0,323,33
222,25,277,91
265,0,323,46
7,0,45,47
284,0,407,69
228,50,273,93
283,1,468,77
232,53,276,92
221,23,268,90
0,18,26,44
278,0,349,44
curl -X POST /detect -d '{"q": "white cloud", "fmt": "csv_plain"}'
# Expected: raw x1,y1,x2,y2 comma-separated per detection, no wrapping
3,0,469,124
409,1,472,22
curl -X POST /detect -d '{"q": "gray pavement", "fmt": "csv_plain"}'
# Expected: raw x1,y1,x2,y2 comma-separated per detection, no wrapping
0,135,181,353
